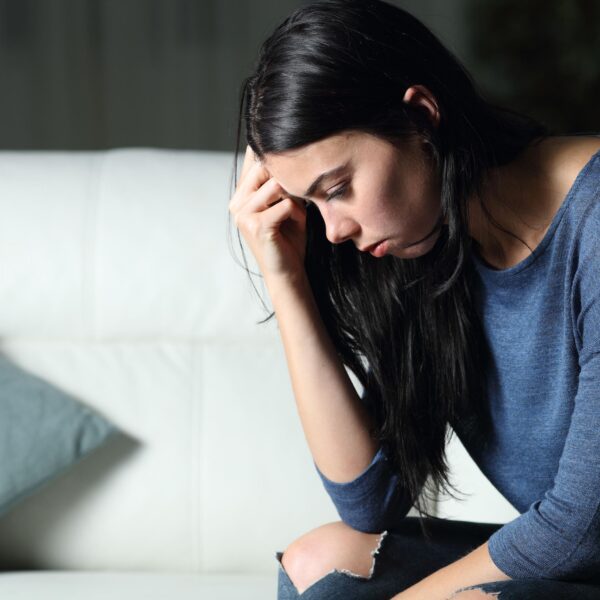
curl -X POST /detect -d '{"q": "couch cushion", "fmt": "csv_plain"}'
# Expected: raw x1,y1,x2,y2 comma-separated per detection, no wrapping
0,354,119,516
0,572,276,599
0,149,343,572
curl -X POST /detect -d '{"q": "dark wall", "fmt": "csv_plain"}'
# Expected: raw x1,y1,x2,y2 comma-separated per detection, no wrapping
0,0,596,151
466,0,600,136
0,0,478,150
0,0,309,150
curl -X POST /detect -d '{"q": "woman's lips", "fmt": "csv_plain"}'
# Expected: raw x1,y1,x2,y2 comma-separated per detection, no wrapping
362,239,385,252
369,239,388,257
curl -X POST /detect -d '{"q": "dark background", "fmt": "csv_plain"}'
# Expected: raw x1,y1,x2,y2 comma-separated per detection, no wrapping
0,0,598,151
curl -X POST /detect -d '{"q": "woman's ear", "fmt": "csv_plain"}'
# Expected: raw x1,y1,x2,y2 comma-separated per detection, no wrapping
402,85,440,128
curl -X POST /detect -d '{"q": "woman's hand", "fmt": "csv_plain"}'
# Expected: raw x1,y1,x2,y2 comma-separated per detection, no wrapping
228,145,308,283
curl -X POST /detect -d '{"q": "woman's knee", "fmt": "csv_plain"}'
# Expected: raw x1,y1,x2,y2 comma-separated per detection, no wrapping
279,520,385,595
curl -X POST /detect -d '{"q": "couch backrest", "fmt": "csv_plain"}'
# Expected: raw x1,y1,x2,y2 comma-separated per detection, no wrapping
0,149,517,573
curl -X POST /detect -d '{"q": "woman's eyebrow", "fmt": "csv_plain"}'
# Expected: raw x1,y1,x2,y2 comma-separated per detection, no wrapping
280,161,351,202
303,162,350,197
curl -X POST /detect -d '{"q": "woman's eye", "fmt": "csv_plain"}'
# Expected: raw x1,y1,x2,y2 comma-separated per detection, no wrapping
326,184,348,201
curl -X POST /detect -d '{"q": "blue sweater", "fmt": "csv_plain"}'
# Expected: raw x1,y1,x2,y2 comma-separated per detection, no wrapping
314,146,600,581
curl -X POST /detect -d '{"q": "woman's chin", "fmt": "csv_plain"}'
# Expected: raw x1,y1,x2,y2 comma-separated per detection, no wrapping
388,230,442,259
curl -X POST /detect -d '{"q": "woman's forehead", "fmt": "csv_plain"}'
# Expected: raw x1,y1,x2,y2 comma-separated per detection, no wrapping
262,131,387,170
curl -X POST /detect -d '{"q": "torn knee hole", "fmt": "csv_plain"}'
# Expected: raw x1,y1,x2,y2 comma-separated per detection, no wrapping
335,529,388,580
276,530,389,595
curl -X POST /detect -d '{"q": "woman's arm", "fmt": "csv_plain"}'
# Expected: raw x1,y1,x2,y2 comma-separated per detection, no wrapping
265,271,379,483
230,146,410,528
267,272,414,532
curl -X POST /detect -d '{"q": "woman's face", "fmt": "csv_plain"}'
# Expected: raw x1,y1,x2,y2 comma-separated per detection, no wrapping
262,130,445,259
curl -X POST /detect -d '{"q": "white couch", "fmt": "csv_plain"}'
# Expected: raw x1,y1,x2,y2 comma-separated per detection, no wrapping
0,149,518,598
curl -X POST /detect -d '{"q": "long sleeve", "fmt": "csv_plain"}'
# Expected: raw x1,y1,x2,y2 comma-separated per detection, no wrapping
314,444,414,533
487,354,600,579
487,187,600,580
312,367,415,532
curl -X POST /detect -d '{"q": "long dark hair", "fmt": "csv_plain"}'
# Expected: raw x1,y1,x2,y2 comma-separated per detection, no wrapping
229,0,549,536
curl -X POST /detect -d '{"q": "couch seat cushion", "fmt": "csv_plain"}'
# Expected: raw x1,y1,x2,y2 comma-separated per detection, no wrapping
0,571,276,599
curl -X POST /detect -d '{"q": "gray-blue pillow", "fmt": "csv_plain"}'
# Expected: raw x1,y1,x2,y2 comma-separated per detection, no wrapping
0,355,119,516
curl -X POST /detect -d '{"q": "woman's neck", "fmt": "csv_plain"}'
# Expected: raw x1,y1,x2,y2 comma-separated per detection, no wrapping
467,135,600,270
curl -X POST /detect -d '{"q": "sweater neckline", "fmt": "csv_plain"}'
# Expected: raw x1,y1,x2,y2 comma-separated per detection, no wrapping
472,147,600,280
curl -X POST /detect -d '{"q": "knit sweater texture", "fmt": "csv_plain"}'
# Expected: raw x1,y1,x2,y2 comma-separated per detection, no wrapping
314,146,600,580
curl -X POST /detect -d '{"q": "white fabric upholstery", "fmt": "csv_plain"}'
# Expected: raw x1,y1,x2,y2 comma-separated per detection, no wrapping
0,149,518,595
0,572,275,599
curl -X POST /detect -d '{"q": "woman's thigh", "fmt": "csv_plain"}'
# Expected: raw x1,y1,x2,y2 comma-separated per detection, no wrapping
276,516,503,599
275,516,600,599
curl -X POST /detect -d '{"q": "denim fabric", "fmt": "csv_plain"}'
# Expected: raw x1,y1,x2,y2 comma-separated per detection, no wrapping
275,517,600,599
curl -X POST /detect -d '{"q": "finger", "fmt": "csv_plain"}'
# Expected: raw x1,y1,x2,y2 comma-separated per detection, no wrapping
245,177,308,216
238,145,257,187
259,196,307,231
232,178,280,228
233,160,271,207
237,145,268,196
242,178,286,213
231,162,278,215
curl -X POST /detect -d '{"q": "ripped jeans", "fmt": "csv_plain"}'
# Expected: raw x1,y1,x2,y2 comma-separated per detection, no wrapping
275,516,600,599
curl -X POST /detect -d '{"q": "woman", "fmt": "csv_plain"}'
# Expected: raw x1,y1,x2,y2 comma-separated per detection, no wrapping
227,1,600,598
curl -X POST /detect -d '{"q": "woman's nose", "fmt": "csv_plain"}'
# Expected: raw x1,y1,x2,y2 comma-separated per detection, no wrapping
325,214,359,245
